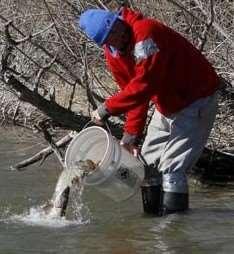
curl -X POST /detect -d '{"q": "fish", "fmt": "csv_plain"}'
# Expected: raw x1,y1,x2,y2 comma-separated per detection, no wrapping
40,187,70,217
41,160,98,218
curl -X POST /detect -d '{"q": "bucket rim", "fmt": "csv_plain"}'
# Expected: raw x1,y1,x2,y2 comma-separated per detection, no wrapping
65,126,111,170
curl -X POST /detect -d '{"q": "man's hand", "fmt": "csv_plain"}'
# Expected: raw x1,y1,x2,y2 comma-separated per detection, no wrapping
120,132,140,157
91,109,104,126
120,140,140,157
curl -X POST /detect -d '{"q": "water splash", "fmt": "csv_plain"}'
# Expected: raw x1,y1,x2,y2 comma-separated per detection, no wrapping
43,160,96,218
4,190,91,228
8,207,83,228
2,160,97,228
70,183,92,225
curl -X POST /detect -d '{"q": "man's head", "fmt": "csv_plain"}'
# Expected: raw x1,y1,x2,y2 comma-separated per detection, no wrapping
79,9,131,51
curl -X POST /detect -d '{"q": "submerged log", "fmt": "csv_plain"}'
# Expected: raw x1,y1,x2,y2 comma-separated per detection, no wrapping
189,148,234,185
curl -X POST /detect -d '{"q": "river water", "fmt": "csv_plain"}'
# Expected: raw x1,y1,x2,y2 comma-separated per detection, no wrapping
0,127,234,254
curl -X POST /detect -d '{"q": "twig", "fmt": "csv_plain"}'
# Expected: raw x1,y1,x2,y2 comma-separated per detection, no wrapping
0,14,84,87
90,69,113,96
63,0,81,13
95,0,108,10
15,23,54,44
80,43,98,110
33,54,57,92
42,0,78,59
198,0,215,52
12,132,75,171
0,74,90,129
68,82,76,110
167,0,234,48
15,45,74,86
192,0,234,48
0,15,106,103
36,121,65,167
1,21,14,76
12,101,20,124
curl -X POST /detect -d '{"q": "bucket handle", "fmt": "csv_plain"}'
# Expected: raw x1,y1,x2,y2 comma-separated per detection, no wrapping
138,153,149,167
81,120,94,130
85,118,148,167
103,121,111,134
82,119,112,134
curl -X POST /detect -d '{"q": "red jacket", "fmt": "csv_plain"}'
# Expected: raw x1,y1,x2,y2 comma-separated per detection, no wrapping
104,8,219,137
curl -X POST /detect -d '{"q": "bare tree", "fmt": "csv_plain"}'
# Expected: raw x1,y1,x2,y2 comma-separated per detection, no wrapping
0,0,233,171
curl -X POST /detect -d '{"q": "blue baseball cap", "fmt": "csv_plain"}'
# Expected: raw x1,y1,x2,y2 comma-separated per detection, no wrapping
79,9,120,46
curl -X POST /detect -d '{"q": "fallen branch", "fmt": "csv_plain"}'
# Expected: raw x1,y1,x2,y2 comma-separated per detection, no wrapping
0,14,105,104
35,120,66,167
12,132,76,171
1,75,89,130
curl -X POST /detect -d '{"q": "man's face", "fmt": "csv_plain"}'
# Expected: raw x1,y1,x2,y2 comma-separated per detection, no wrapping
104,19,131,52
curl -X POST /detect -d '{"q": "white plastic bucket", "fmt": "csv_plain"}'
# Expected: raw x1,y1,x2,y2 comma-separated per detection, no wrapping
65,126,145,202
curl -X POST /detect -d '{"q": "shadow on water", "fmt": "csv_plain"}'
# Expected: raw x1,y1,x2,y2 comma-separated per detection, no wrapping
0,127,234,254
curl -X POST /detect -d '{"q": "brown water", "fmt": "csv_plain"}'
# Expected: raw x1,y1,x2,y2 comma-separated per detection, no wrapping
0,127,234,254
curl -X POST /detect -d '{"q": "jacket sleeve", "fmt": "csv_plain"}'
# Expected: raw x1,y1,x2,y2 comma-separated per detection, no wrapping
105,37,160,136
105,51,159,115
123,99,150,137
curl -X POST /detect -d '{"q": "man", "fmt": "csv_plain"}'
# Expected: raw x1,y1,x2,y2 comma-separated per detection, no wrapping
79,7,219,215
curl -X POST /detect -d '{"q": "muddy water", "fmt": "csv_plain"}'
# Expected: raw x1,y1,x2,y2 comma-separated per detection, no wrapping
0,127,234,254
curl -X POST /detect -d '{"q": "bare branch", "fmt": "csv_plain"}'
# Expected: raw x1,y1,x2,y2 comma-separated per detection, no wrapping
0,75,90,130
12,101,20,124
1,21,15,76
193,0,234,47
15,23,54,44
68,82,77,110
0,14,106,103
14,45,75,86
198,0,215,52
42,0,78,59
95,0,109,10
34,120,65,167
12,132,75,171
62,0,80,14
33,54,57,93
0,14,84,88
167,0,234,48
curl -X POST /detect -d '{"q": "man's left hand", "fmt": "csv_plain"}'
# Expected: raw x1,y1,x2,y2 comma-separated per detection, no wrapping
91,109,104,126
120,141,140,157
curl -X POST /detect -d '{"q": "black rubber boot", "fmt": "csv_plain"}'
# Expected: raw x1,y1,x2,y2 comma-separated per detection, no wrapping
141,183,162,215
161,191,189,215
141,165,162,216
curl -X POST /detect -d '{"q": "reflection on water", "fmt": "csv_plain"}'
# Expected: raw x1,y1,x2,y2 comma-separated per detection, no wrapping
0,127,234,254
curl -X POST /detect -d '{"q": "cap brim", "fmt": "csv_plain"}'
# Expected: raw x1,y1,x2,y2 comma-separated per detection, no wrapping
99,13,120,46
